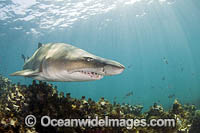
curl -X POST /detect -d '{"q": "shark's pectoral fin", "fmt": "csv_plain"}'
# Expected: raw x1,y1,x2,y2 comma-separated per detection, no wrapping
10,69,40,77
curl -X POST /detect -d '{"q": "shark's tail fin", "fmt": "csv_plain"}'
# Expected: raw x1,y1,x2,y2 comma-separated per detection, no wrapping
10,69,39,77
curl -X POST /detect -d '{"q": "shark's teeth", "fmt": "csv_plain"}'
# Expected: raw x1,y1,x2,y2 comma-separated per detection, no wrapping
77,70,102,78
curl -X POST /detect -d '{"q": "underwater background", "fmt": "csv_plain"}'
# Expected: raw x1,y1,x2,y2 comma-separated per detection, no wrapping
0,0,200,111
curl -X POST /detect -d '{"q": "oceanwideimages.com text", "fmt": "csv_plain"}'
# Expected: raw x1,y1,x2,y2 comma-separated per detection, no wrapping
25,115,176,129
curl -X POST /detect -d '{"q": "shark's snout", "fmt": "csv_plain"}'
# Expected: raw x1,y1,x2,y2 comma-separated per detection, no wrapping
103,60,125,76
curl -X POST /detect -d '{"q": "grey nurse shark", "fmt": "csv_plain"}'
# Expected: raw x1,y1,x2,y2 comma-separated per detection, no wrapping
10,43,125,82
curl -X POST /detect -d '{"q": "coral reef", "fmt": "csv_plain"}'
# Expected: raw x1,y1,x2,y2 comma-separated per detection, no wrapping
0,75,199,133
190,110,200,133
0,74,11,89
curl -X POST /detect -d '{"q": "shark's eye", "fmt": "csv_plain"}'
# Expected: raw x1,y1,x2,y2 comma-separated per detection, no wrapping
84,57,94,62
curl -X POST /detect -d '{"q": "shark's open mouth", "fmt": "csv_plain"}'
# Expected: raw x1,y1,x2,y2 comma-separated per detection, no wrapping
76,70,103,79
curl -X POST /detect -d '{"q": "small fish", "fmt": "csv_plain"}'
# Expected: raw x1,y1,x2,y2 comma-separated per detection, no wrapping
168,94,175,99
168,85,172,89
163,57,168,64
192,73,195,76
123,91,133,99
162,76,165,80
181,67,184,72
126,91,133,97
128,65,132,69
114,96,117,100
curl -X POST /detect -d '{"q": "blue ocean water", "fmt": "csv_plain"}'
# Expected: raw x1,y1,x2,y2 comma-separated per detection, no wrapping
0,0,200,111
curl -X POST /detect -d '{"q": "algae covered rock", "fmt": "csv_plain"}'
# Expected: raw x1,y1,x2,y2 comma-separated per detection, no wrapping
0,74,11,90
190,110,200,133
0,74,199,133
172,99,184,114
147,103,165,118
